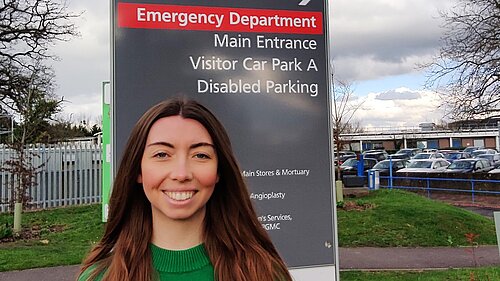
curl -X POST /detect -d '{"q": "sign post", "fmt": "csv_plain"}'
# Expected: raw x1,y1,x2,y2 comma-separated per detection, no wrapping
113,1,337,279
101,81,111,222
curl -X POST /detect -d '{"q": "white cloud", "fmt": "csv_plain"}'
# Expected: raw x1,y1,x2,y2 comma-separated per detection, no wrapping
58,93,102,123
51,0,109,120
330,0,453,81
352,88,446,128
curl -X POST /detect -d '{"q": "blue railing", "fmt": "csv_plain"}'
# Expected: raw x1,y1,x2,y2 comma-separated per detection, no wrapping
373,174,500,203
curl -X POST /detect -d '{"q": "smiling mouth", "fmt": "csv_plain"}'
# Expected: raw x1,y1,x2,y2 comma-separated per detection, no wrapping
164,191,196,201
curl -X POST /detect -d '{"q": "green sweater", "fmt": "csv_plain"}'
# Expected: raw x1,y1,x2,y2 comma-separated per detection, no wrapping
78,244,214,281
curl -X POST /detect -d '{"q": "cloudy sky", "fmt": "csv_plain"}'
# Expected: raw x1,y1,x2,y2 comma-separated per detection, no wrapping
51,0,456,128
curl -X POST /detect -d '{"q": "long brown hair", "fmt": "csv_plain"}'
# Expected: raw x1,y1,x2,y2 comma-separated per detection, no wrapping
79,97,292,281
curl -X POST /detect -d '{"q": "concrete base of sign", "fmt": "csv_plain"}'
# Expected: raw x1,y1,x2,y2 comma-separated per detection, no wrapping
290,265,337,281
495,212,500,258
335,180,343,202
342,175,365,187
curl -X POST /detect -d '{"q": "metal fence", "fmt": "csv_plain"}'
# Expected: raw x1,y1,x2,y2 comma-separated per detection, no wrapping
370,173,500,204
0,143,102,212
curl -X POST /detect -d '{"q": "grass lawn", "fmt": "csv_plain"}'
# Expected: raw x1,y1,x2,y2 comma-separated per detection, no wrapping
340,267,500,280
337,189,497,247
0,189,498,280
0,204,103,271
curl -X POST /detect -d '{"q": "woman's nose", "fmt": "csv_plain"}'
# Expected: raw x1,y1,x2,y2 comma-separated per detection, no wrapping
169,158,193,181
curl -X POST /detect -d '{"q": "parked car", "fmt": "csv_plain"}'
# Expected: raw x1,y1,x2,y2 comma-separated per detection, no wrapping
388,153,411,160
488,168,500,174
443,151,472,163
363,150,389,161
411,152,445,160
463,146,485,154
471,149,497,157
443,158,494,173
335,154,357,166
396,159,450,173
395,148,422,158
333,150,357,165
336,150,356,157
339,158,378,177
368,159,409,175
475,154,500,168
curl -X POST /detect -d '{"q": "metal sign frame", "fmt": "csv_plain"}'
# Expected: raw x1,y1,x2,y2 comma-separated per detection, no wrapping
110,1,338,279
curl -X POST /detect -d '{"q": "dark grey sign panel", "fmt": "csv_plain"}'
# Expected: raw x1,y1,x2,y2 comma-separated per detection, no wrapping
113,0,334,268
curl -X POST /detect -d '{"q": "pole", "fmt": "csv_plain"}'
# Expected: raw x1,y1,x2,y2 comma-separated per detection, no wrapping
102,81,111,222
494,212,500,258
497,121,500,152
10,115,14,143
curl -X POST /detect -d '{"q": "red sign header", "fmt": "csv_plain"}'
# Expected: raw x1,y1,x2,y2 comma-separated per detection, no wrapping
118,3,323,35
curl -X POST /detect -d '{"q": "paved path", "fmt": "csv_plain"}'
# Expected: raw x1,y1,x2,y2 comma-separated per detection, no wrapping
0,246,498,280
340,245,500,270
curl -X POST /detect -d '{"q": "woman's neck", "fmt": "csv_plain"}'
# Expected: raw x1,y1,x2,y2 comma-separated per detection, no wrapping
150,208,205,250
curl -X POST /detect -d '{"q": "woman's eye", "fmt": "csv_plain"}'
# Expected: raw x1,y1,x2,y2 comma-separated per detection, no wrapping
194,153,211,159
154,152,168,158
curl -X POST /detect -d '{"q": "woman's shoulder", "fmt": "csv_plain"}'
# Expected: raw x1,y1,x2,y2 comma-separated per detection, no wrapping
77,263,106,281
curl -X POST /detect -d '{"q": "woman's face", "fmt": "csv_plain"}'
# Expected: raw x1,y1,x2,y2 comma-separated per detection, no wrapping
139,116,218,224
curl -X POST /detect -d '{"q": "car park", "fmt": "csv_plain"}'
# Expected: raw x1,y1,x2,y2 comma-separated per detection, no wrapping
411,152,445,160
396,159,450,173
443,158,494,173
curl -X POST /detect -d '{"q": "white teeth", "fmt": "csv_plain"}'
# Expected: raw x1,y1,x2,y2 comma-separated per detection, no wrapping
164,191,195,201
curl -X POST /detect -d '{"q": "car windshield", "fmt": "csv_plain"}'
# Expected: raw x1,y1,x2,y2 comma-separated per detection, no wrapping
448,161,472,169
373,161,390,169
463,147,480,153
413,153,430,159
471,151,484,157
445,153,461,160
477,155,492,160
397,149,411,154
341,158,358,167
390,154,406,159
408,161,432,168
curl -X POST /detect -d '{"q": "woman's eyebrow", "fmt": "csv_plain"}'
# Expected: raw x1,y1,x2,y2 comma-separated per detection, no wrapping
146,142,214,149
146,141,174,148
190,142,215,149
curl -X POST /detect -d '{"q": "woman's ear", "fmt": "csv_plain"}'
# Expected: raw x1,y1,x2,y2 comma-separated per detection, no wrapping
137,174,142,183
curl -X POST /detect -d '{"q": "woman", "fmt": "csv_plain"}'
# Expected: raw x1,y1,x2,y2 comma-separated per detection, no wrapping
78,97,292,281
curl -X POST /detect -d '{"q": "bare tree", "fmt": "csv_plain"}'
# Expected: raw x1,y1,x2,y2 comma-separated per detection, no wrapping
331,77,364,178
1,0,79,108
0,61,62,232
0,0,78,64
0,1,77,233
423,0,499,120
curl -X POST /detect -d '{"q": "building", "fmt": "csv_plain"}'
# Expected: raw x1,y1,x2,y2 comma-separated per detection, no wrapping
340,121,500,152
